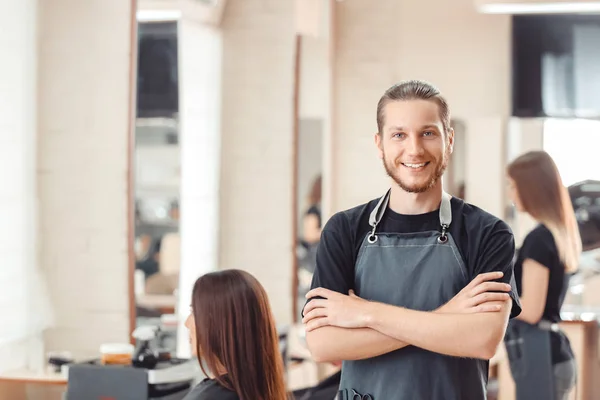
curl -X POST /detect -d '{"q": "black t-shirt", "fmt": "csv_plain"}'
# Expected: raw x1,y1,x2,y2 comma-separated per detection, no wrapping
514,224,574,363
183,378,239,400
308,196,521,317
305,196,522,393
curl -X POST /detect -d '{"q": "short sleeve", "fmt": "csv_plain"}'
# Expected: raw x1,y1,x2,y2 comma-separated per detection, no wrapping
301,212,356,318
520,227,557,270
472,226,522,319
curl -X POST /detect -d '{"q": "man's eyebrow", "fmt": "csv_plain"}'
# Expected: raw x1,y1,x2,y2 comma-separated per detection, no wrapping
387,125,440,132
387,126,404,132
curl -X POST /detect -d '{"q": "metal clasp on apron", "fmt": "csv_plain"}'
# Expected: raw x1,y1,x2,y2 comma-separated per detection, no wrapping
438,223,449,244
367,226,378,244
368,190,453,244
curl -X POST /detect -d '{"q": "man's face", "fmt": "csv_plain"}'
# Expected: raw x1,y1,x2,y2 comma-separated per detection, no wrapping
375,99,453,193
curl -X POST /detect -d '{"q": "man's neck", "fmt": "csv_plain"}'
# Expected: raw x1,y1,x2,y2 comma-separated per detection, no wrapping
388,182,443,215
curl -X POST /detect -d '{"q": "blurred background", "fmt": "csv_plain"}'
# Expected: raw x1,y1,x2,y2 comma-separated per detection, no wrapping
1,0,600,399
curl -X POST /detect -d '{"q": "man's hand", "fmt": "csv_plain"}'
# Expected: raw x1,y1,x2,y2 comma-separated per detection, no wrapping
303,271,512,332
437,271,512,314
302,288,372,332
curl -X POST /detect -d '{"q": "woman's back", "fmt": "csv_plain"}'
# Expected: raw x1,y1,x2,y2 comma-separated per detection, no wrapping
515,224,574,364
515,224,570,323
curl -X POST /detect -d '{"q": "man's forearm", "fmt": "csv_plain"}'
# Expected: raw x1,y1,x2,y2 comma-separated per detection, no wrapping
367,301,511,360
306,326,409,362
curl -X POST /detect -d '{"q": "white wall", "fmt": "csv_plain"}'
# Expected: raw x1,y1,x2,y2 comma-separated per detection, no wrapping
219,0,296,324
331,0,511,216
176,18,222,357
0,0,41,373
38,0,134,358
465,117,507,217
299,37,329,120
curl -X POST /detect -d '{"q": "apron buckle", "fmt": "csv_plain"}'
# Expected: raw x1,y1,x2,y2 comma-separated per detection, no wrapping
367,226,378,244
367,233,378,244
437,224,449,244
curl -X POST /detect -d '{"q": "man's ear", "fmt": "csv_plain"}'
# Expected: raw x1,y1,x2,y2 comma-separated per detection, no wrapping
447,127,455,154
374,132,384,159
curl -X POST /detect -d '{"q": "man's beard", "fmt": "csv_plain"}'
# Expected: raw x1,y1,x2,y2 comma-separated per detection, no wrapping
383,147,450,193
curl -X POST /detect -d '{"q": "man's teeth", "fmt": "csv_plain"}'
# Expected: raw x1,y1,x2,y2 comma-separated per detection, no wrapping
404,162,427,168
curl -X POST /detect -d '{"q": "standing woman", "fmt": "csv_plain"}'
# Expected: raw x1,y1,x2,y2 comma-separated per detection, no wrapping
506,151,581,400
183,269,288,400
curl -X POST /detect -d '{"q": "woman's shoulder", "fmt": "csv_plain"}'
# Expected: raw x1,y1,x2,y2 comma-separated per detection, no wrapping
524,224,556,249
520,224,560,269
183,378,239,400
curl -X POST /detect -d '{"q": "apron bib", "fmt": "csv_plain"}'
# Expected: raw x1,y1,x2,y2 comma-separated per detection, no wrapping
338,190,485,400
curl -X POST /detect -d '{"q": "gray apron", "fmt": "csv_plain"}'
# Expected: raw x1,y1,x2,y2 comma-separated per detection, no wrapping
504,319,556,400
338,190,486,400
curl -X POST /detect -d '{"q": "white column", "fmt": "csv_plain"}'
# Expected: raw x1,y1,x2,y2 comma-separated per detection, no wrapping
464,117,507,218
0,0,43,372
176,19,222,358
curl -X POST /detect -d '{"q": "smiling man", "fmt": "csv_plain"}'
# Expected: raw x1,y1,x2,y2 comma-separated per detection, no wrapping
302,80,521,400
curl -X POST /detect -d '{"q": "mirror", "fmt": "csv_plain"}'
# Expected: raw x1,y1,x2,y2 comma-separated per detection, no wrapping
132,18,181,354
446,118,467,200
293,30,329,321
295,167,322,320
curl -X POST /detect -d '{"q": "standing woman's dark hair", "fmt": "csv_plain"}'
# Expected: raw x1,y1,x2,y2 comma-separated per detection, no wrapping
184,269,287,400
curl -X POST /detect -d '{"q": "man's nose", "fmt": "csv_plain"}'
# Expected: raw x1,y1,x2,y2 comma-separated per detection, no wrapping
406,134,425,156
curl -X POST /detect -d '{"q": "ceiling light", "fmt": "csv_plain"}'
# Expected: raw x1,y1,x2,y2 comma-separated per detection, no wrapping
136,10,182,22
478,2,600,13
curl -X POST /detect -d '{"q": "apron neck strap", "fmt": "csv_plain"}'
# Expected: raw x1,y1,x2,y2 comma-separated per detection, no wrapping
368,189,391,228
440,191,452,227
369,189,453,229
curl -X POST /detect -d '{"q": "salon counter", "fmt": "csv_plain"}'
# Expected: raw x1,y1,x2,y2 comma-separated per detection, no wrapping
0,369,66,400
496,319,600,400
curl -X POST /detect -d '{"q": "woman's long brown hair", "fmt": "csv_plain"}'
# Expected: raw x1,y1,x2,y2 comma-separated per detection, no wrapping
191,269,287,400
508,151,582,273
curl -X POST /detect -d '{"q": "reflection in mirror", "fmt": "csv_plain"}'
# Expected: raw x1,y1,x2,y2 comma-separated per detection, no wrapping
446,119,467,200
296,170,322,319
293,28,327,320
132,18,180,356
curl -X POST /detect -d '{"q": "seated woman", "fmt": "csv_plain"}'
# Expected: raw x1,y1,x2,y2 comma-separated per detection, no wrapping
183,269,288,400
